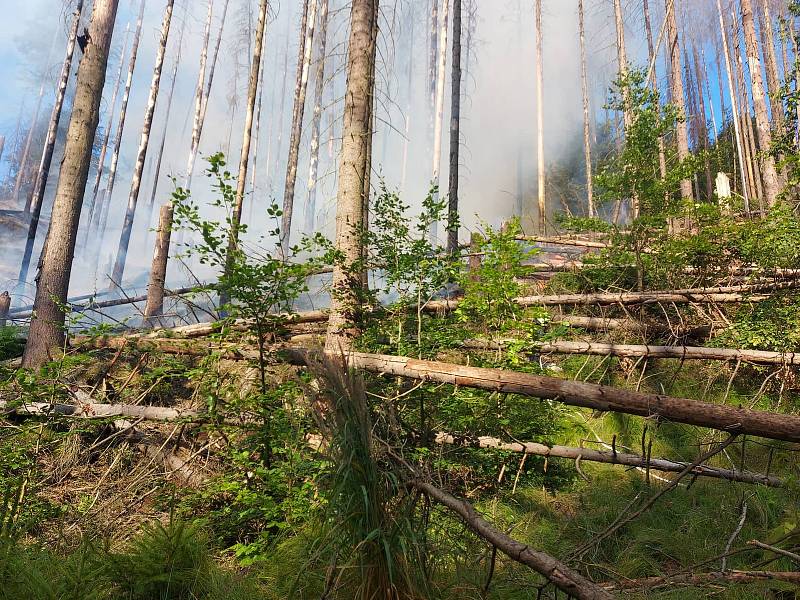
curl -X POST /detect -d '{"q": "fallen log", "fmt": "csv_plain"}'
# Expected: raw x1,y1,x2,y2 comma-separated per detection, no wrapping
433,433,782,487
515,235,610,249
0,399,200,421
286,350,800,443
461,339,800,366
601,570,800,591
411,480,612,600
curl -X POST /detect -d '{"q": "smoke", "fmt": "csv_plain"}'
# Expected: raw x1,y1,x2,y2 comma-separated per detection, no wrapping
1,0,685,302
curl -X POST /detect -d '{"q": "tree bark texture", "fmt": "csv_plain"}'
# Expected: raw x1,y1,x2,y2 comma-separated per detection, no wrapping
281,0,318,253
447,0,462,254
143,203,173,326
22,0,120,368
324,0,378,352
665,0,692,201
18,0,85,286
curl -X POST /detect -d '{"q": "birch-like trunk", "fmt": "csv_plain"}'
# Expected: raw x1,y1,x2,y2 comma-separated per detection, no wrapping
18,0,84,286
325,0,378,352
227,0,268,251
446,0,462,254
23,0,119,368
741,0,781,207
84,24,129,234
578,0,593,217
281,0,319,254
110,0,175,289
306,0,331,234
93,0,146,239
145,16,186,240
184,0,215,187
535,0,545,232
665,0,693,201
429,0,450,241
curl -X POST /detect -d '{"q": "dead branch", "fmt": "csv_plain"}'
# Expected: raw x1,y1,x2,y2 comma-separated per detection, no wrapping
433,433,782,487
410,479,613,600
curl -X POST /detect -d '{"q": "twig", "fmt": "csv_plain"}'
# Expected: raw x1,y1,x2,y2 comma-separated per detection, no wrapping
748,540,800,565
721,502,747,571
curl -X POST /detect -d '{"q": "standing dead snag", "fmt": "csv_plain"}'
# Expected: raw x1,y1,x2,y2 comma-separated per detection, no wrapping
110,0,176,289
306,0,331,234
324,0,379,352
226,0,268,257
430,0,450,242
741,0,780,208
578,0,593,217
18,0,85,287
665,0,693,202
143,204,173,327
184,0,215,188
446,0,462,255
412,481,613,600
22,0,120,369
0,292,10,328
281,0,318,254
534,0,545,232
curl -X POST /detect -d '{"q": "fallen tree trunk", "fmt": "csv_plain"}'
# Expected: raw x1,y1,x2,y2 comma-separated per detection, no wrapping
552,315,712,337
411,480,613,600
462,339,800,366
0,399,199,421
434,433,782,486
601,570,800,591
286,350,800,443
514,235,610,249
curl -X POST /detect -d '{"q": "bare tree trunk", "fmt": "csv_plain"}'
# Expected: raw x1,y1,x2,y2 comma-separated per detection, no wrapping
447,0,462,254
692,41,714,199
109,0,175,289
143,203,173,326
22,0,120,368
535,0,545,232
306,0,331,234
18,0,84,286
578,0,594,217
741,0,781,207
248,35,267,224
720,1,752,214
272,31,291,185
733,8,764,209
665,0,693,201
758,0,783,130
14,82,47,210
428,0,439,140
324,0,378,352
642,0,668,188
281,0,318,254
226,0,268,254
400,7,415,193
93,0,146,240
184,0,215,188
144,16,186,247
83,24,129,235
0,136,5,167
430,0,450,242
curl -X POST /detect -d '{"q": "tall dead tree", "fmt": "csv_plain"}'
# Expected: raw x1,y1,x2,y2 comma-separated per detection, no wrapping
732,7,764,207
665,0,693,201
306,0,331,234
109,0,175,289
83,24,129,235
248,30,267,223
93,0,146,238
18,0,85,286
691,41,713,199
758,0,783,131
226,0,268,254
281,0,319,254
325,0,379,352
642,0,668,185
184,0,215,187
22,0,120,368
741,0,781,207
535,0,545,232
430,0,450,241
447,0,462,254
578,0,594,217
